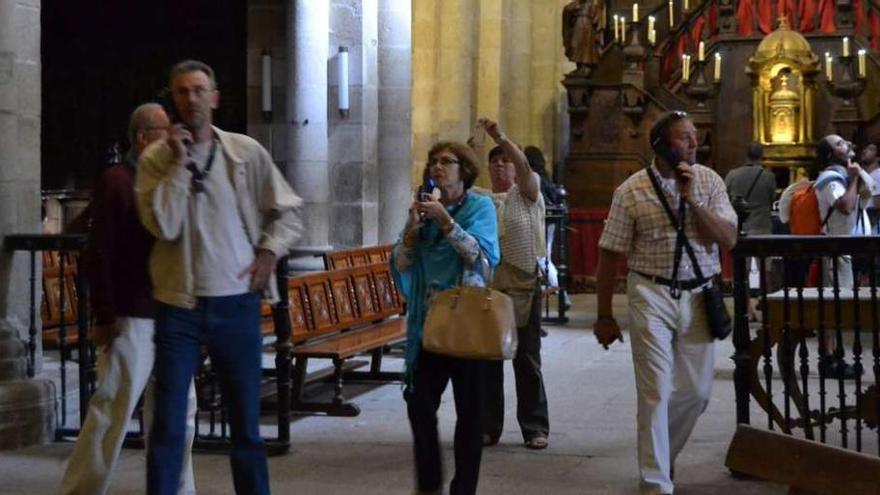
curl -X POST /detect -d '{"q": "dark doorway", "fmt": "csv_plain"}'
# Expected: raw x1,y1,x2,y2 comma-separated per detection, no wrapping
41,0,247,190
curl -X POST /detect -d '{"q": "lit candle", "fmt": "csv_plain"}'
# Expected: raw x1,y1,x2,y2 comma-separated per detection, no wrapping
682,54,690,80
621,16,626,39
698,41,705,61
649,27,656,45
684,0,689,10
858,49,867,78
714,52,721,81
648,15,655,33
613,14,619,41
633,3,639,20
825,52,833,81
669,0,674,28
843,37,850,57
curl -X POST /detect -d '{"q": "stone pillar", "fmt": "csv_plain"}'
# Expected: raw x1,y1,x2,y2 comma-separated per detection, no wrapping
287,0,330,249
411,0,440,182
377,0,413,243
436,0,476,140
247,0,288,181
0,0,56,450
329,0,380,247
503,0,532,142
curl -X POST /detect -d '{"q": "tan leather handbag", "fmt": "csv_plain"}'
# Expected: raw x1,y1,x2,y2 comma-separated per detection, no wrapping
422,256,517,360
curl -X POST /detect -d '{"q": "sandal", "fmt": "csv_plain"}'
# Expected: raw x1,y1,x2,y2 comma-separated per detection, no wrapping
525,435,548,450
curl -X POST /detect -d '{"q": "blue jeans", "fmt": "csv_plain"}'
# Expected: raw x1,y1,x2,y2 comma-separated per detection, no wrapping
147,293,269,495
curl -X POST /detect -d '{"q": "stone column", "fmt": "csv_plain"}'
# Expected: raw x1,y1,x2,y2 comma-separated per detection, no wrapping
328,0,380,247
503,0,532,142
0,0,56,450
287,0,330,249
411,0,440,182
377,0,413,243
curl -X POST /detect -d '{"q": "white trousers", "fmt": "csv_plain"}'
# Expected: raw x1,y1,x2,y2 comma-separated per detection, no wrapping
822,255,854,290
60,317,197,495
627,273,714,495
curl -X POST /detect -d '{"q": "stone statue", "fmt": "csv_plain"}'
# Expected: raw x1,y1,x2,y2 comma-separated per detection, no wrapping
562,0,606,76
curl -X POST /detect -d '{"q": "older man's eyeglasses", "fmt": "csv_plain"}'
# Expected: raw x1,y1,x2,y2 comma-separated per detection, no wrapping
173,86,213,99
428,157,460,167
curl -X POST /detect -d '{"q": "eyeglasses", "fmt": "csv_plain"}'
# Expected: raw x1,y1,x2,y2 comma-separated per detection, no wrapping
172,86,213,98
428,157,460,167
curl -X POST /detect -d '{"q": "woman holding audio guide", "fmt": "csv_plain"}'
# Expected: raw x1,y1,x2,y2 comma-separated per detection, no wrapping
391,140,500,495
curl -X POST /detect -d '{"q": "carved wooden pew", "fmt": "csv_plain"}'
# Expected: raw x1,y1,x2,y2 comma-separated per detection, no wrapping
322,244,393,270
276,261,405,417
42,250,82,348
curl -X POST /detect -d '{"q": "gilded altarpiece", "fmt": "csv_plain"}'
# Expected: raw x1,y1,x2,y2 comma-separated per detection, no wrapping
746,19,821,171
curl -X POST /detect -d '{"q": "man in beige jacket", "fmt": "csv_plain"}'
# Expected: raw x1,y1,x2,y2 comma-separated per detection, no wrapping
135,60,302,495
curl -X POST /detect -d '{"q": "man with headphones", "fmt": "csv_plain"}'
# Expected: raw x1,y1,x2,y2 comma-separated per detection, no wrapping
814,134,875,288
813,134,875,379
593,111,737,494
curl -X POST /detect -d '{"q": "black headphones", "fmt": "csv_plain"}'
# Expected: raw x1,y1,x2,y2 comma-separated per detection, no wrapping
650,110,689,164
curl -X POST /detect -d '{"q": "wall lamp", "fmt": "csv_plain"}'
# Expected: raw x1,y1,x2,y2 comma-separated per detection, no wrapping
261,49,272,122
338,46,349,118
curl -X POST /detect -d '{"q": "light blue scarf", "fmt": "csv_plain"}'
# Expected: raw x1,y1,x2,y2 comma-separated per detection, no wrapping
390,192,500,385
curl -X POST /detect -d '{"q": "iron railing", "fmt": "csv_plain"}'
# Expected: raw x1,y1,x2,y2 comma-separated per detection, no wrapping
732,234,880,454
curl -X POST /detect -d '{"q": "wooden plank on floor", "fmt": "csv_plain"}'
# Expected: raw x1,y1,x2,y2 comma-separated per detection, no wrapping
725,424,880,495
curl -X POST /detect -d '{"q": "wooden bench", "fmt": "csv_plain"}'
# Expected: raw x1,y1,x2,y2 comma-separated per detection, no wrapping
273,259,405,417
41,250,83,348
322,244,393,270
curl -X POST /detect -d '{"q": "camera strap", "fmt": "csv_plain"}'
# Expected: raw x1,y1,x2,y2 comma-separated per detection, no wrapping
186,131,219,194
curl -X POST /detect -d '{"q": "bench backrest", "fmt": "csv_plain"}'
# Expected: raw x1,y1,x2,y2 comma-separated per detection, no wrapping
42,251,80,329
323,245,393,270
281,263,403,345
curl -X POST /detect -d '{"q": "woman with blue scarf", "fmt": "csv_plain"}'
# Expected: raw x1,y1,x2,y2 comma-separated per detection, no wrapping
391,141,500,495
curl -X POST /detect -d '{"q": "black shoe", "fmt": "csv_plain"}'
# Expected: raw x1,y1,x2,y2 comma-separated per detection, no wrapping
540,328,548,338
819,357,862,380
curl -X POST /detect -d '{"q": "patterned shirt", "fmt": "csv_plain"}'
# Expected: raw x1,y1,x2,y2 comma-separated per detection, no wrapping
492,183,546,274
598,163,736,279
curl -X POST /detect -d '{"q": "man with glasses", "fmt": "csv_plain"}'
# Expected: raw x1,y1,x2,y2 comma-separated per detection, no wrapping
594,111,736,494
62,103,197,495
136,60,302,495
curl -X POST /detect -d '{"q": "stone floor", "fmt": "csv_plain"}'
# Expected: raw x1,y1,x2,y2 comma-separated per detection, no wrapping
0,294,789,494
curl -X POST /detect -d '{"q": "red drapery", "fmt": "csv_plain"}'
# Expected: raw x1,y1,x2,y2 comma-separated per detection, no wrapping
798,0,817,32
690,16,706,48
817,0,837,33
708,4,720,38
871,9,880,51
855,0,867,35
758,0,774,33
736,0,756,36
777,0,796,25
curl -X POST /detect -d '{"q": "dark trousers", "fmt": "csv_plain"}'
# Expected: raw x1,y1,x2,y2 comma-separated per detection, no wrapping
147,293,269,495
483,289,550,442
405,349,487,495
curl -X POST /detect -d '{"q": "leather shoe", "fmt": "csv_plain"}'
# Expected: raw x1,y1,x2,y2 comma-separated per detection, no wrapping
482,433,499,446
819,357,862,380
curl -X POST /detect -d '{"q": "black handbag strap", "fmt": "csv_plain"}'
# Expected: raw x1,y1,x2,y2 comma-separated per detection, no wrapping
647,168,709,299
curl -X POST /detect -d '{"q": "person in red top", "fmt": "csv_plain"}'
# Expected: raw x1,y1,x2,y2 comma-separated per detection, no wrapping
61,103,196,495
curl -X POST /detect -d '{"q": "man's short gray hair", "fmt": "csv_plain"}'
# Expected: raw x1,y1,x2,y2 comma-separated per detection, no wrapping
128,102,164,146
169,60,217,89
